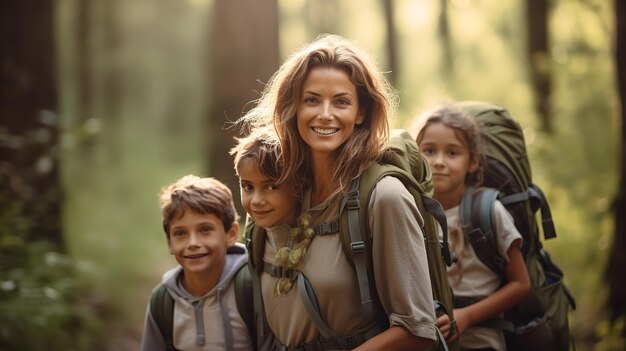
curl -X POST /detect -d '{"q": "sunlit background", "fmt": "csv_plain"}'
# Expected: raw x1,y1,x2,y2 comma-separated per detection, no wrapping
2,0,622,350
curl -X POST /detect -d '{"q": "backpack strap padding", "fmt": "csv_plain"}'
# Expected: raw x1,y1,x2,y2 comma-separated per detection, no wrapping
528,183,557,240
460,187,506,277
341,177,375,322
244,218,266,342
422,195,453,266
477,189,499,239
234,264,256,350
149,284,176,351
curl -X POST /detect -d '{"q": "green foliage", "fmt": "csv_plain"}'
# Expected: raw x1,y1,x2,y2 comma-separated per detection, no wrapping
0,233,104,351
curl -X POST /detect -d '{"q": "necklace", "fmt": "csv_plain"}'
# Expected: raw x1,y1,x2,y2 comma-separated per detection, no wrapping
273,212,315,295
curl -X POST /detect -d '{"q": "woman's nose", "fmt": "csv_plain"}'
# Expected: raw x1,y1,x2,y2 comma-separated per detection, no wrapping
317,102,332,120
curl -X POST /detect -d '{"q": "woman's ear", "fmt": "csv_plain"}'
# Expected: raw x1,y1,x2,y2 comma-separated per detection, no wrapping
356,109,365,125
226,221,239,248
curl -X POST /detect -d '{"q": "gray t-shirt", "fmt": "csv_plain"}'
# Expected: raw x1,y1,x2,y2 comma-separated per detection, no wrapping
261,176,437,348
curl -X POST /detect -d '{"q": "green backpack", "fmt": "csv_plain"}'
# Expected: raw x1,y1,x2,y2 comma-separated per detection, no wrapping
456,101,576,351
148,265,256,351
246,129,458,351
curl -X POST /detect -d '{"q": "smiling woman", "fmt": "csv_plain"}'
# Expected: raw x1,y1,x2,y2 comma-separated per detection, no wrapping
296,66,364,165
236,34,440,351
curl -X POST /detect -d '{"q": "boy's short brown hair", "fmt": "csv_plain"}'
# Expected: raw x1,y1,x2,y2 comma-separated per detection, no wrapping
158,175,239,236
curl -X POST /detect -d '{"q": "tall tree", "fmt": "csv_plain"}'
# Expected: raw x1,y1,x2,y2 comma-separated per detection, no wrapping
526,0,552,132
208,0,279,213
0,0,62,245
438,0,453,78
382,0,399,85
607,0,626,324
305,0,339,36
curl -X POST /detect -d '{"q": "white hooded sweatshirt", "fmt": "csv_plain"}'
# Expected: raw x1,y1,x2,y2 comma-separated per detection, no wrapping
140,243,253,351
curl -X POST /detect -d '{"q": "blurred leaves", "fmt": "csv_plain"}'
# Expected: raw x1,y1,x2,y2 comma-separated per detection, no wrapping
0,219,104,351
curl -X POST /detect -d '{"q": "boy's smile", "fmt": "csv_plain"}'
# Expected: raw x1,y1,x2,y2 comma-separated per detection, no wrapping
167,210,237,281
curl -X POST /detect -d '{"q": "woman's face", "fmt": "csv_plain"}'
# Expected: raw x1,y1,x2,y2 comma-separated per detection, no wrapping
296,66,364,159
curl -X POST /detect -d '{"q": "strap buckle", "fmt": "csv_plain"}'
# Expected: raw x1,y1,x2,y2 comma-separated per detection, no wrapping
350,241,365,253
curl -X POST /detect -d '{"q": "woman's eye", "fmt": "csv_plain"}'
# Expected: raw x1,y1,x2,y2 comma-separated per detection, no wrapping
304,96,318,103
336,98,350,105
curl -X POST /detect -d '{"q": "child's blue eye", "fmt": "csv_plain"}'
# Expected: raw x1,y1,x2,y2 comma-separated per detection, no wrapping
172,230,186,237
200,226,212,233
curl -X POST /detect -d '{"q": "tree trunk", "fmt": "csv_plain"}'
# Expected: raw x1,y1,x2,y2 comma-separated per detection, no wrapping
382,0,398,85
526,0,552,133
606,0,626,324
208,0,279,214
439,0,453,77
0,0,62,245
305,0,339,36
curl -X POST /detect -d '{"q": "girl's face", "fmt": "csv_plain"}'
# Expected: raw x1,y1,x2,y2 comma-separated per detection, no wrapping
418,122,478,199
296,66,364,159
238,158,298,228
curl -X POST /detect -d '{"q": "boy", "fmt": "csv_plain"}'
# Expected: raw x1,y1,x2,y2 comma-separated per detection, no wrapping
141,175,254,351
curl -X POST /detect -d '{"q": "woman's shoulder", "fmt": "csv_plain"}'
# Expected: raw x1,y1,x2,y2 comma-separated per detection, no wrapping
370,176,413,205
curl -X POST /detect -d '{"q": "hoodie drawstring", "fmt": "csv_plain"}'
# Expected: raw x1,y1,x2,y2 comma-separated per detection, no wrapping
218,286,234,351
193,298,207,346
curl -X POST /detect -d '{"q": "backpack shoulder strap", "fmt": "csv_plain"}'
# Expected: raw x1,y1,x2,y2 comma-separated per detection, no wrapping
149,284,176,351
340,176,376,324
460,187,506,277
243,218,267,346
234,264,256,349
244,216,266,273
528,183,557,240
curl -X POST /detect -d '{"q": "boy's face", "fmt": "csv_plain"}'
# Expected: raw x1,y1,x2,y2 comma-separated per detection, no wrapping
238,158,298,228
167,209,238,277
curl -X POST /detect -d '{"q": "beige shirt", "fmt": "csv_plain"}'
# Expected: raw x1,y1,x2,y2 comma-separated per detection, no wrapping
444,200,523,350
261,176,437,348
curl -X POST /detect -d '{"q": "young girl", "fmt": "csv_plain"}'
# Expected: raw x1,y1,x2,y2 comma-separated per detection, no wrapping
237,34,438,351
413,104,531,350
232,128,314,297
232,128,300,230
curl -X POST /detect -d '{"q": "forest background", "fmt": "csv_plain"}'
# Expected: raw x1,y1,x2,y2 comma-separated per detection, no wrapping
1,0,624,350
